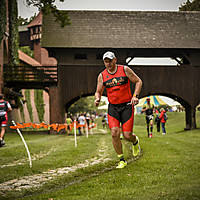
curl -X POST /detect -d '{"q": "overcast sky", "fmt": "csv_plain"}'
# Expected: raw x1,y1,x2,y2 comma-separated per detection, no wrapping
18,0,187,19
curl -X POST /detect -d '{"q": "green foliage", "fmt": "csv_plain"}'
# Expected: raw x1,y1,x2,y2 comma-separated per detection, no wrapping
68,96,106,114
18,13,37,26
19,46,34,58
34,89,45,122
179,0,200,11
17,16,29,26
25,89,33,122
25,0,71,27
157,104,172,111
0,0,6,44
8,0,19,66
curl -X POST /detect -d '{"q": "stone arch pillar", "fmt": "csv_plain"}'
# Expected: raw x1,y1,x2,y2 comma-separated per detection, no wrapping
185,105,196,130
49,86,65,124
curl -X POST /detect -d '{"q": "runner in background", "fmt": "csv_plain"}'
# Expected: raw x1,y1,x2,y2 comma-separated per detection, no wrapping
0,94,12,147
142,97,154,138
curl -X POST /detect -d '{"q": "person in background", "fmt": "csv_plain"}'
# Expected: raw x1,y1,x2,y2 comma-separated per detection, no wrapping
65,114,72,135
159,108,167,135
86,112,93,134
95,51,142,169
102,115,106,129
142,97,154,138
0,94,12,147
104,114,109,129
86,113,90,127
155,108,160,133
78,113,86,135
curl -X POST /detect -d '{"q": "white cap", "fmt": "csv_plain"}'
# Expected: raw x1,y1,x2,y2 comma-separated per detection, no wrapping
103,51,116,60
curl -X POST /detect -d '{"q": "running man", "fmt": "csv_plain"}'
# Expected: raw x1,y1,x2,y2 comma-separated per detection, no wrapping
94,51,142,169
0,94,12,147
142,97,154,138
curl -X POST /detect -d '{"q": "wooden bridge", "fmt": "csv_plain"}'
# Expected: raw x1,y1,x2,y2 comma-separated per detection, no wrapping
42,10,200,130
3,65,57,89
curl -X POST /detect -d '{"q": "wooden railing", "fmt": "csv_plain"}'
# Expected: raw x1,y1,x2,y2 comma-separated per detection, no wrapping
3,65,58,88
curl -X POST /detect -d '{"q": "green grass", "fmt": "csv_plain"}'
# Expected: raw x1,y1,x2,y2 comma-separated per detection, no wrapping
0,112,200,200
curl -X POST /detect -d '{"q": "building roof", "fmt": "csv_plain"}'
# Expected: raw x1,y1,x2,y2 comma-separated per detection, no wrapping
42,10,200,49
27,11,42,28
18,50,42,66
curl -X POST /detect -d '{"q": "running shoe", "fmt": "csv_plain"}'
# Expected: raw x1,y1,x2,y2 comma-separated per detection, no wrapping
116,160,127,169
1,140,5,146
0,139,5,147
132,136,140,157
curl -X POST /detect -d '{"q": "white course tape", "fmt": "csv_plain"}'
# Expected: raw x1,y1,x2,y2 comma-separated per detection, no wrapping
12,120,32,168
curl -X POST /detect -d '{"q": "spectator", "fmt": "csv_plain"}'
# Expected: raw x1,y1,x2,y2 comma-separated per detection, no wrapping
155,108,160,132
78,113,86,135
102,115,106,128
159,108,167,135
86,113,90,127
65,114,72,134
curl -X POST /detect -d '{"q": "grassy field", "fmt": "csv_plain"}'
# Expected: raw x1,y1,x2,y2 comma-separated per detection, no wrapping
0,111,200,200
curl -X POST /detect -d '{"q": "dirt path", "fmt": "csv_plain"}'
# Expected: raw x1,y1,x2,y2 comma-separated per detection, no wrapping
0,138,111,192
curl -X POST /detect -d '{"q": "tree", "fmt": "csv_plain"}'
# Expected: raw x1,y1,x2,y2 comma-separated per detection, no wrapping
18,16,29,26
25,0,70,27
68,96,106,115
8,0,19,65
17,14,37,26
0,0,7,44
179,0,200,11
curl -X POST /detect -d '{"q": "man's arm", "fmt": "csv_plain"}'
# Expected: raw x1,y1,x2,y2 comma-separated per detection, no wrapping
124,66,142,105
7,102,12,112
94,73,105,107
141,106,147,113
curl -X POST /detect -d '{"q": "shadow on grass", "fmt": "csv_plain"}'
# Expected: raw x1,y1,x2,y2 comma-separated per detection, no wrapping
173,127,200,135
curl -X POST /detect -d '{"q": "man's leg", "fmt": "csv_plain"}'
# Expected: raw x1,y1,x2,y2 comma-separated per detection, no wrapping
121,105,140,157
147,124,150,137
0,127,6,146
123,131,137,143
161,123,166,135
111,127,127,168
150,120,153,138
146,117,150,137
108,104,127,168
157,121,160,132
123,132,140,157
111,127,122,155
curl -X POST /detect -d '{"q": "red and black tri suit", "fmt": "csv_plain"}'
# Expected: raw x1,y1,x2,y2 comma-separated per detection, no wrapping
101,65,134,132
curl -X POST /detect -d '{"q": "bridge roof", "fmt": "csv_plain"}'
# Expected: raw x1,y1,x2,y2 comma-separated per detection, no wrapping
42,10,200,49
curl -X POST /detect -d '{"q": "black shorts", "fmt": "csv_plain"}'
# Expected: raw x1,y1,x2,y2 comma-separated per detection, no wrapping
146,115,154,124
108,102,134,132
